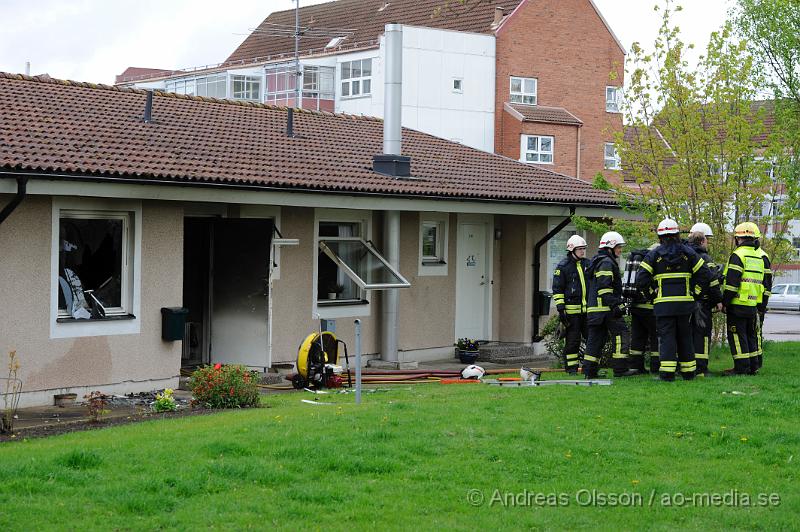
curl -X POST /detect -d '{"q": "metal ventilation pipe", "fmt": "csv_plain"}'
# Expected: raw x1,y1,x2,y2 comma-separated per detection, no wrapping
381,23,403,362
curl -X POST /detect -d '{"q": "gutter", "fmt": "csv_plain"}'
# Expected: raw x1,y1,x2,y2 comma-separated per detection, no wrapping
0,170,617,210
531,205,575,342
0,176,28,226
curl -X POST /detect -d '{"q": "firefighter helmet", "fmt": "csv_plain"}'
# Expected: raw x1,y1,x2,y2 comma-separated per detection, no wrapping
566,235,587,251
657,218,680,236
461,365,485,380
690,222,713,237
734,222,760,239
599,231,625,249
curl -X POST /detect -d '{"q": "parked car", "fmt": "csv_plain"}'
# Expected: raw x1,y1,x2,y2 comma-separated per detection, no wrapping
767,283,800,311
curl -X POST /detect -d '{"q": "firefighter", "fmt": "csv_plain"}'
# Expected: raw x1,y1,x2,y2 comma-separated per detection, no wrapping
722,222,770,375
552,235,589,374
583,231,636,379
627,244,659,373
687,223,723,376
636,219,719,381
753,230,773,371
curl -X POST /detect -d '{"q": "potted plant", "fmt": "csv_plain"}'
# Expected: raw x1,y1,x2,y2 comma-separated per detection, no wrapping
327,283,345,300
455,338,480,364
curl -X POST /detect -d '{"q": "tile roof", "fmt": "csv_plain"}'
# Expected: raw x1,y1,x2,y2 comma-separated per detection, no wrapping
0,73,615,206
226,0,524,64
504,103,583,126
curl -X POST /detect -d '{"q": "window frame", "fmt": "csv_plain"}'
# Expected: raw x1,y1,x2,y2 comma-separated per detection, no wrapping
452,78,463,93
606,86,622,113
50,198,142,339
340,58,373,99
318,237,410,290
604,142,621,170
520,134,554,165
231,74,262,101
510,76,537,105
419,213,450,276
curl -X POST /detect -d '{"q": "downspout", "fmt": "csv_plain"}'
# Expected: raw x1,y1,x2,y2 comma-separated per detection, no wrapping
532,205,575,342
381,23,403,362
0,177,28,226
576,126,582,180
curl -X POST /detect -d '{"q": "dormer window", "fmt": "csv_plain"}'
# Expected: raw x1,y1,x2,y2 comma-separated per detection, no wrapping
510,76,537,105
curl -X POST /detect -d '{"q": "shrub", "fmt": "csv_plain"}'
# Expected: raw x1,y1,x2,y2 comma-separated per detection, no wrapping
152,388,177,413
84,391,110,423
190,364,260,409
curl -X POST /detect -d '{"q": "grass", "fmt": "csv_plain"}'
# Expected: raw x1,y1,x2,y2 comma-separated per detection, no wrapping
1,343,799,530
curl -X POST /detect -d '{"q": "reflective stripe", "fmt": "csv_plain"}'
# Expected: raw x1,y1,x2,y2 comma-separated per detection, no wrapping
598,288,613,295
680,361,697,372
654,272,691,280
584,355,598,362
692,258,705,273
565,354,579,360
630,350,644,356
654,295,694,303
633,303,654,309
587,307,610,313
727,263,744,272
640,261,654,274
729,246,765,307
595,271,613,277
723,284,738,292
733,352,751,360
732,333,744,358
696,337,709,359
612,335,626,358
710,279,720,287
577,262,587,311
660,361,677,372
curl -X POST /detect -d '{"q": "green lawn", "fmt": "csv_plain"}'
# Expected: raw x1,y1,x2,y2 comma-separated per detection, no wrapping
1,343,798,530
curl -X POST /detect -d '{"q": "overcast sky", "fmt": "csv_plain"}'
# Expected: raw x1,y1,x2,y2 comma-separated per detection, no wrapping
0,0,733,84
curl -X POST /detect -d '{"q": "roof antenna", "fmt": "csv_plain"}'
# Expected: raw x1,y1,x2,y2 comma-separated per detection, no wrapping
143,90,154,123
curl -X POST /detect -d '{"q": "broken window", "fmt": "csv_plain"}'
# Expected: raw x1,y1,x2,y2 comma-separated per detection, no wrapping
58,211,133,319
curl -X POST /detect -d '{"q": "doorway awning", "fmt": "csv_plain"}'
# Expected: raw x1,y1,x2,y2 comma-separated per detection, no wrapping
318,238,410,290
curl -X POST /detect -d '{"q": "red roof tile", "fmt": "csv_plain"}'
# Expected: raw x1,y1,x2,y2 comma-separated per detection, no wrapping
226,0,524,64
115,67,173,85
504,103,583,126
0,73,615,206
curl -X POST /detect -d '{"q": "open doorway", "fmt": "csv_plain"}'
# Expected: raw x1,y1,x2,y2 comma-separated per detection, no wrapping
182,217,273,369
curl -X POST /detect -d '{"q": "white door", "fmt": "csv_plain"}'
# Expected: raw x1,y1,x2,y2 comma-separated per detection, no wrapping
456,222,489,339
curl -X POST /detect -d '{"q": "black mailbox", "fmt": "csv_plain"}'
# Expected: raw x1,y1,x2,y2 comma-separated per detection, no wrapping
161,307,188,341
538,291,552,316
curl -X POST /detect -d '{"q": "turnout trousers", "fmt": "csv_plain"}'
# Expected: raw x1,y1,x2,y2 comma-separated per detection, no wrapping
630,309,658,373
656,315,696,381
692,305,713,375
727,314,757,375
583,313,630,378
562,314,588,374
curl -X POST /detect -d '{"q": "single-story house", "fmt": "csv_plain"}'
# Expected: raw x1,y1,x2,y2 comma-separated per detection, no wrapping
0,72,619,407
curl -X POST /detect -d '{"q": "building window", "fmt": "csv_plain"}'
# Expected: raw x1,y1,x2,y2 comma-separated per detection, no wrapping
231,75,262,101
606,86,621,113
547,224,583,290
604,143,621,170
318,222,364,302
453,78,463,93
58,211,134,319
510,76,537,105
341,59,372,98
520,135,554,164
166,74,227,98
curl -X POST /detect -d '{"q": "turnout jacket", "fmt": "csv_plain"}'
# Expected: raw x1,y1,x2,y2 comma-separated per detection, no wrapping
552,254,589,314
586,249,623,319
689,242,723,308
636,241,717,317
723,241,772,317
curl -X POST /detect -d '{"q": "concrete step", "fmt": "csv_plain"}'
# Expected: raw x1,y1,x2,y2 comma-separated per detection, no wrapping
488,355,555,366
476,342,555,366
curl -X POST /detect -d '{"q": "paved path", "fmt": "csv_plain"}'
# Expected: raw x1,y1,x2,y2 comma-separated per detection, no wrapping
763,311,800,342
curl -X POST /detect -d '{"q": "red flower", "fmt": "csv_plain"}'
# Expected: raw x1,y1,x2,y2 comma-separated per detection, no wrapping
214,363,222,370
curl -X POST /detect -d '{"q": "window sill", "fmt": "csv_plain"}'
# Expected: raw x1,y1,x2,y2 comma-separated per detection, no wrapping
339,94,372,100
422,259,447,266
606,109,622,114
316,299,368,307
522,161,554,165
57,313,137,323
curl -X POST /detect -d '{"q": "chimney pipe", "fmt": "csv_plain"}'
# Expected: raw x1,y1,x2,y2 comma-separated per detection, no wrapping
383,23,403,156
143,90,154,123
287,108,294,137
493,6,504,26
24,61,30,76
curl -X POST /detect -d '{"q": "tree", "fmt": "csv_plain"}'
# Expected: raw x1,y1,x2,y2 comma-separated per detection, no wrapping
578,1,798,265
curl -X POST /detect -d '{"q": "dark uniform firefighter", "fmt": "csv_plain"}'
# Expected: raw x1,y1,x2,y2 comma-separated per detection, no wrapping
636,218,719,381
753,231,773,371
722,222,771,375
583,231,637,379
626,244,659,373
687,222,723,376
552,235,589,374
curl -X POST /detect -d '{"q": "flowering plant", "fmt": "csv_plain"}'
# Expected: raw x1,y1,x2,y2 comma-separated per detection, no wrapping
190,364,260,409
152,388,177,412
455,338,479,351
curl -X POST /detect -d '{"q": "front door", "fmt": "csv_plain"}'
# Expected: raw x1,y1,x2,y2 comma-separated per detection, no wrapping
456,221,489,340
210,219,272,367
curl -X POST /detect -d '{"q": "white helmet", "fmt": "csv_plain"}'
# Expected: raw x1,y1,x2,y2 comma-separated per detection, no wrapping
599,231,625,249
461,365,485,380
657,218,680,236
566,235,587,251
690,222,713,237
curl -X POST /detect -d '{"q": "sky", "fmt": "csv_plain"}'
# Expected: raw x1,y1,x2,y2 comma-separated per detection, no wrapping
0,0,733,85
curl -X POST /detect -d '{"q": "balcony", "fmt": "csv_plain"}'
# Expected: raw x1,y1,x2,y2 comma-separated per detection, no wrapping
265,63,335,112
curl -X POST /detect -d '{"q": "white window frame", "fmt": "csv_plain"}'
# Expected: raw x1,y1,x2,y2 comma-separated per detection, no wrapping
231,74,262,101
50,198,142,339
606,86,622,113
510,76,537,105
520,135,554,165
604,143,621,170
340,58,372,99
452,78,463,93
419,213,449,277
313,209,373,319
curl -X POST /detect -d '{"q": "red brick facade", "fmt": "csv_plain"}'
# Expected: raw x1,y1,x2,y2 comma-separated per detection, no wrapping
495,0,625,183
